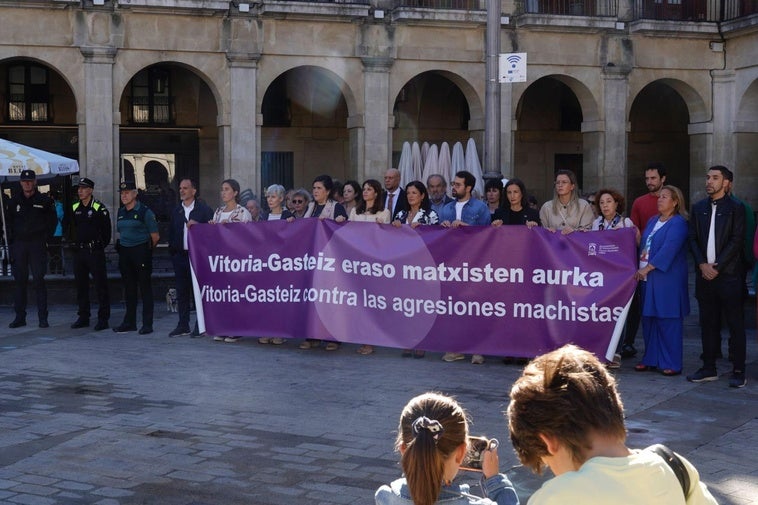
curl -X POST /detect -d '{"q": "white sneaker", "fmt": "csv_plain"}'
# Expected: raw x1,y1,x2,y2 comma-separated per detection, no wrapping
471,354,485,365
213,335,225,342
258,337,270,344
442,352,465,362
271,338,285,345
224,336,241,343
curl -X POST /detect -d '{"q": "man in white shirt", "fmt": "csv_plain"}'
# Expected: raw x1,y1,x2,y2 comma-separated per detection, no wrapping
168,178,214,337
383,168,408,219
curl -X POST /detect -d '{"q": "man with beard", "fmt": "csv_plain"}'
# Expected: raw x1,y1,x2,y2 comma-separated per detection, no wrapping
687,166,746,388
438,170,490,364
622,162,668,359
427,174,453,217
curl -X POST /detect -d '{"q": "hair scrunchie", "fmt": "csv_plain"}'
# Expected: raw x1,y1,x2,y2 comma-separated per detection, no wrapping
412,416,445,440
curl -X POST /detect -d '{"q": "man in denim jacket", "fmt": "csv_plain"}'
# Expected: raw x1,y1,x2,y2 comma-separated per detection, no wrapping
439,170,490,364
439,171,490,228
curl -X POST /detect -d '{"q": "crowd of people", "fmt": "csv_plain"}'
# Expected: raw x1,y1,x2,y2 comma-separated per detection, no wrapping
3,161,755,386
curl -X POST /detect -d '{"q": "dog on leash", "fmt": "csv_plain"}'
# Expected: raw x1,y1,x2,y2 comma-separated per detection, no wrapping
166,288,178,312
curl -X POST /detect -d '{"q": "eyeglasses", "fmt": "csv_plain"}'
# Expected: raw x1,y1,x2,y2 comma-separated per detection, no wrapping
292,199,304,204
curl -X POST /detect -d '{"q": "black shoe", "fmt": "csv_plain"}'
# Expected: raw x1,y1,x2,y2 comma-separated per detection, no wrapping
686,367,718,383
9,319,26,329
39,320,49,329
728,370,746,388
619,344,637,358
71,319,90,329
138,326,153,335
169,327,191,337
93,321,109,331
113,324,137,334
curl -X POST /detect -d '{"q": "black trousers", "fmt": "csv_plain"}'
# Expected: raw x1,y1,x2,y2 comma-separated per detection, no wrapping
118,243,153,327
695,273,746,370
171,251,193,330
73,248,110,322
11,240,48,320
622,284,642,347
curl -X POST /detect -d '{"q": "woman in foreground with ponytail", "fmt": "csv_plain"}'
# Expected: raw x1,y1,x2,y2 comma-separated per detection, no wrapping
375,392,519,505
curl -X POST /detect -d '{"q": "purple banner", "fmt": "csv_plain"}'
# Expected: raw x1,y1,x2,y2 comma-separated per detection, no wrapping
189,219,637,359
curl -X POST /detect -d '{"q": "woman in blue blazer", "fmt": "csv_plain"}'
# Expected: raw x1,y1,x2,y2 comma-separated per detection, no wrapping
633,185,690,375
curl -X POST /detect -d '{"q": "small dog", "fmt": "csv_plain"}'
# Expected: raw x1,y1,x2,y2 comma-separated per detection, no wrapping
166,288,178,312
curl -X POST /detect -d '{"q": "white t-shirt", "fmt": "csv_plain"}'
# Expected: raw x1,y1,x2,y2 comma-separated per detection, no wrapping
455,200,467,221
528,449,717,505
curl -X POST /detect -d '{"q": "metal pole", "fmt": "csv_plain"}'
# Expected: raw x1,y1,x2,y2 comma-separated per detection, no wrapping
484,0,501,179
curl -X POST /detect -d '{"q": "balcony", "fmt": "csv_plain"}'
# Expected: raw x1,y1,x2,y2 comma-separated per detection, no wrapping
633,0,757,21
514,0,619,16
393,0,484,9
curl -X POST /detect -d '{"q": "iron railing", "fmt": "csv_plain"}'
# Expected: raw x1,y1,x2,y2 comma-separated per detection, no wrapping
393,0,485,10
515,0,619,16
633,0,757,21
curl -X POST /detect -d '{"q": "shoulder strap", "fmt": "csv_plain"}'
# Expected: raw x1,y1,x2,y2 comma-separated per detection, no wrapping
648,444,690,499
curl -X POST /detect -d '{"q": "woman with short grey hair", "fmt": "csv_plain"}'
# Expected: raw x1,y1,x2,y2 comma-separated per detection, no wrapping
265,184,293,221
287,188,311,220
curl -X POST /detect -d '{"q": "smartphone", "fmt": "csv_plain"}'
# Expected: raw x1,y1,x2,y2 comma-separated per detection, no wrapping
461,436,499,471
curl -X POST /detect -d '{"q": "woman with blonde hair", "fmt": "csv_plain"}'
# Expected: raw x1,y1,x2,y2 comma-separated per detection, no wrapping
376,392,519,505
539,170,593,234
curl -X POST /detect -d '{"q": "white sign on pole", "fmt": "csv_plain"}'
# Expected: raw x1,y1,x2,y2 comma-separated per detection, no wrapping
499,53,527,83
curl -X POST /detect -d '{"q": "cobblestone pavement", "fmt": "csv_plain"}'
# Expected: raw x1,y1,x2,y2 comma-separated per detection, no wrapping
0,304,756,505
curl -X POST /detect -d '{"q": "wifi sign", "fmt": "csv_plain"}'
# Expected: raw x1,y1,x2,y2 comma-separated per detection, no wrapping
499,52,527,83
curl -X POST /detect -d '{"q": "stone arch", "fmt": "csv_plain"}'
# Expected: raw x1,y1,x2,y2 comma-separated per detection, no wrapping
259,65,356,189
734,77,758,205
390,68,484,131
513,74,600,204
113,57,225,121
258,63,358,120
627,78,705,202
0,55,81,115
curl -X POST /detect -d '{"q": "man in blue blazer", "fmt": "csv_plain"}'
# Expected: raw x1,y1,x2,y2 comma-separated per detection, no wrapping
168,178,214,337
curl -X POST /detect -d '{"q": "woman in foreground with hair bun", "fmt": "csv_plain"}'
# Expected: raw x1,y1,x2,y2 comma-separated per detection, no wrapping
375,392,519,505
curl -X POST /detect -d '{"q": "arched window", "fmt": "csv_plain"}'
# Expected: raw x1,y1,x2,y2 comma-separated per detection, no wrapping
7,63,50,122
130,67,172,125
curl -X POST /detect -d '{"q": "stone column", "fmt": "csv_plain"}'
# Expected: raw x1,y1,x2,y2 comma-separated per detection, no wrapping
361,57,393,180
596,65,630,193
80,45,117,216
711,70,736,169
499,82,513,177
226,52,260,198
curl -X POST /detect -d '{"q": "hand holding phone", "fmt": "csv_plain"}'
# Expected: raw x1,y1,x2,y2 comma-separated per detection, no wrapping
461,436,500,474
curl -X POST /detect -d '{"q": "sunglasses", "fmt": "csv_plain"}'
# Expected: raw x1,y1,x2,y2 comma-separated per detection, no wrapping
292,199,304,204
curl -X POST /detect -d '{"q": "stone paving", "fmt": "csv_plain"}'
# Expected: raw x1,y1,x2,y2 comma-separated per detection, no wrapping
0,303,756,505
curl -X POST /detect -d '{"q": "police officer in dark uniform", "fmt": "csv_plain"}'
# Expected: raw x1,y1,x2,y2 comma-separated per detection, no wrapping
5,170,57,328
114,181,160,335
68,177,111,331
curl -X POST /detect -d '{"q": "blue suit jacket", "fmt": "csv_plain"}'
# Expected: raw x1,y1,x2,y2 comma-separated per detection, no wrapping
639,214,690,318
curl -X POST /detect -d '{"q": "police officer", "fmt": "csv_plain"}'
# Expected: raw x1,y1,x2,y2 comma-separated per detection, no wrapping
114,181,160,335
68,177,111,331
5,170,57,328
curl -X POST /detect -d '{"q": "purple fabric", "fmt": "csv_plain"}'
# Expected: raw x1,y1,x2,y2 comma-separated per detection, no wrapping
189,220,637,358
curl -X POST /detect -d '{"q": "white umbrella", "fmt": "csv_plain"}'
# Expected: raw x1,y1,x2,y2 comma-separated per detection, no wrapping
438,142,451,190
451,142,465,196
0,138,79,260
421,142,430,167
411,142,423,182
421,144,439,184
0,138,79,180
465,138,484,198
398,142,413,188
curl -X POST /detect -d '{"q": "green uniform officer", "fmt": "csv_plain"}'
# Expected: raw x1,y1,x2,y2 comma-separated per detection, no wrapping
114,181,159,334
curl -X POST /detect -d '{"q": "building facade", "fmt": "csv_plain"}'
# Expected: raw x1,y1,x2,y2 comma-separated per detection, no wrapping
1,0,756,224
